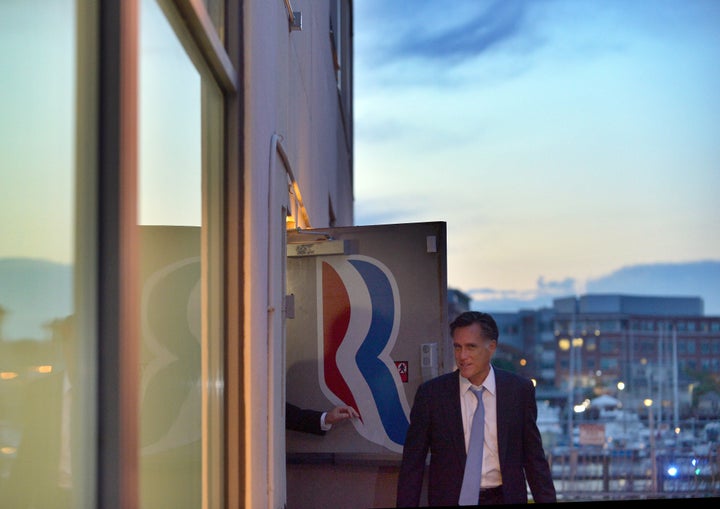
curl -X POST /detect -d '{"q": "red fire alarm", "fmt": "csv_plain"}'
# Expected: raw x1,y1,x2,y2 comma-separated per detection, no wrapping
395,361,409,383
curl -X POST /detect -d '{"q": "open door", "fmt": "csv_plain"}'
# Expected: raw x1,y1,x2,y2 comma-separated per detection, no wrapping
285,221,448,508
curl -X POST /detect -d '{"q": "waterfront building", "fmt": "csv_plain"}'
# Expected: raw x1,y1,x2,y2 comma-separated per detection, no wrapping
466,294,720,423
553,294,719,422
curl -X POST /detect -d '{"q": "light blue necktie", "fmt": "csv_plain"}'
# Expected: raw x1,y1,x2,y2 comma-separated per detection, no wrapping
459,386,486,506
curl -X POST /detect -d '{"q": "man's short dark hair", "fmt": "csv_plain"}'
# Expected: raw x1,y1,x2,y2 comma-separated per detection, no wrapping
450,311,499,342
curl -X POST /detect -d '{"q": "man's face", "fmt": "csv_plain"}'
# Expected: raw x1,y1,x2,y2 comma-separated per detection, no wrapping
452,322,496,386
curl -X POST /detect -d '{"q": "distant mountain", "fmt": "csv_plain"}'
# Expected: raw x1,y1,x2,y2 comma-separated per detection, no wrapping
0,258,72,340
2,258,719,342
586,260,720,315
470,260,720,316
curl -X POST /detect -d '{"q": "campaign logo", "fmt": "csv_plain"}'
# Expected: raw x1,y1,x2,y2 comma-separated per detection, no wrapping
316,255,411,453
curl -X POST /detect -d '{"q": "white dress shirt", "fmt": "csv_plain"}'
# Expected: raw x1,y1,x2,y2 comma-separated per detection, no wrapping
459,367,502,488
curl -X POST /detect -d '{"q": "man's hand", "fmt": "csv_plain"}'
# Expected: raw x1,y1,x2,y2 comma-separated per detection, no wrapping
325,405,359,425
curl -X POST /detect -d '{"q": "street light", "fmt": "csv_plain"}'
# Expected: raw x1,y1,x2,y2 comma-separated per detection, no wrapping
617,381,626,435
645,398,657,493
565,336,584,443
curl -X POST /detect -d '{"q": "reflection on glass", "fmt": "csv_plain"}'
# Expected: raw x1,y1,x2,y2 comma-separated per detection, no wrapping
0,2,81,508
139,1,202,507
0,1,93,508
203,0,225,42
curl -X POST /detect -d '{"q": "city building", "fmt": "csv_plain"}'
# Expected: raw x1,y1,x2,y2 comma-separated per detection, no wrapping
462,306,558,393
475,294,720,423
553,294,719,420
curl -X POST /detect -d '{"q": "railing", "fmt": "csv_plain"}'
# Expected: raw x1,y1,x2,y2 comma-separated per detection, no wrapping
547,447,720,501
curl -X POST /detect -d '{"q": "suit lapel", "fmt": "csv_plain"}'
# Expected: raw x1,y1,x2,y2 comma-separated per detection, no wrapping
443,371,466,460
494,369,510,462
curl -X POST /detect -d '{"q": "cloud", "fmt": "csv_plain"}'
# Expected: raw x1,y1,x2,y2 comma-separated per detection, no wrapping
380,0,530,64
536,276,575,295
396,0,524,61
468,275,577,312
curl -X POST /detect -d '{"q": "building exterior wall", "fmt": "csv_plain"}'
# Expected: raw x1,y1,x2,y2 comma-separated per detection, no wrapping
243,2,353,507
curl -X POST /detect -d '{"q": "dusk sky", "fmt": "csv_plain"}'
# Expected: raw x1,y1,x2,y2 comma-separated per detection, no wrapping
352,0,720,312
1,1,719,318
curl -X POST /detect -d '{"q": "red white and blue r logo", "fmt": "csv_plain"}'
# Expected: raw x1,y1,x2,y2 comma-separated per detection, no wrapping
317,255,411,453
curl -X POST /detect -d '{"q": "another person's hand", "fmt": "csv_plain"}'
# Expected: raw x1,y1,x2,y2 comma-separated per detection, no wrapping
325,405,359,425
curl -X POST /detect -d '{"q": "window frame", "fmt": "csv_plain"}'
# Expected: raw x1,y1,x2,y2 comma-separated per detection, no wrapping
88,1,241,508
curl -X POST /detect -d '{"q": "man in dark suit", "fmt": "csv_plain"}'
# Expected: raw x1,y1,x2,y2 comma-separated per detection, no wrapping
285,402,358,435
397,311,556,506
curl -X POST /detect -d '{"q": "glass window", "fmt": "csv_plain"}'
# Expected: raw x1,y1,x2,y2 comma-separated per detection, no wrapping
203,0,225,40
599,340,614,353
138,1,224,507
584,337,596,351
600,358,618,371
0,2,95,507
599,320,619,332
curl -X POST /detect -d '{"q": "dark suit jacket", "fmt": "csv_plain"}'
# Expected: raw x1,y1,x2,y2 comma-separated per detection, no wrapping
286,403,325,435
396,368,556,507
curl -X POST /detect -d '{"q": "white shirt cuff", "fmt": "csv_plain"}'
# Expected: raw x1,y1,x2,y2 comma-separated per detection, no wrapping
320,412,332,431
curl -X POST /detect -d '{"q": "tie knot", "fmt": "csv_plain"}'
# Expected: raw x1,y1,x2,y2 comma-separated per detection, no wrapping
471,386,485,399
